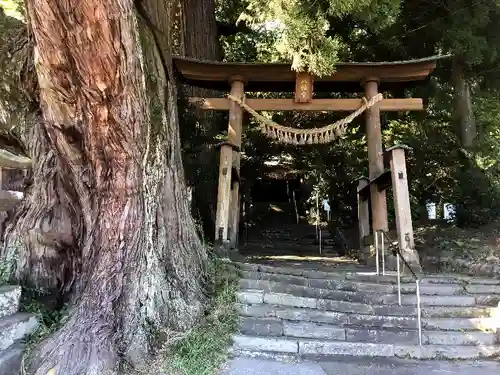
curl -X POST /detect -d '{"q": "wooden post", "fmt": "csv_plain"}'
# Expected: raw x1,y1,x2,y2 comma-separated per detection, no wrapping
357,177,371,262
215,144,233,243
228,79,245,248
389,146,421,270
363,78,388,233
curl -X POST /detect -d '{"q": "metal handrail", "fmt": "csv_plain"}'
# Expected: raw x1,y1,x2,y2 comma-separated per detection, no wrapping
375,230,422,346
292,190,299,224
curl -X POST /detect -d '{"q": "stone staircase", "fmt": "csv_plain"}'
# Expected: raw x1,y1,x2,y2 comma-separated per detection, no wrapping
0,285,38,375
243,225,335,256
243,201,336,256
231,262,500,361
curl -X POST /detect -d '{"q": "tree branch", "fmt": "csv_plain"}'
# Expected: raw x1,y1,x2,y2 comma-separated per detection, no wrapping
216,21,252,36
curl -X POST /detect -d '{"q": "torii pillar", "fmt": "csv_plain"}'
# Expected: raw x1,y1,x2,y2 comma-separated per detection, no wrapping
215,77,245,254
363,78,388,234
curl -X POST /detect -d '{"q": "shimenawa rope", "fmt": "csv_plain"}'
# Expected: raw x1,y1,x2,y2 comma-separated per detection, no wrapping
227,93,383,145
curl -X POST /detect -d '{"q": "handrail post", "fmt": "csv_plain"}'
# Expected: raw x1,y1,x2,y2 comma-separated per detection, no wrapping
375,231,380,275
397,253,401,305
380,230,422,347
319,227,322,255
292,191,299,224
381,231,386,276
416,279,422,346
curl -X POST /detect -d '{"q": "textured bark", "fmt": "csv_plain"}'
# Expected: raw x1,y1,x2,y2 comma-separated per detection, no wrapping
452,58,477,148
0,9,77,293
180,0,221,60
0,7,38,133
179,0,222,239
23,0,207,374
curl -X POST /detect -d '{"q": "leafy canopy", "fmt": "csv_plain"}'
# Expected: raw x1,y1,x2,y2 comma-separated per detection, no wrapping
237,0,400,75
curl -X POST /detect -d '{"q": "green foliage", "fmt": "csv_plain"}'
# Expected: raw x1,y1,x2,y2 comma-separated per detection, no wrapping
210,0,500,237
0,0,24,19
0,260,8,284
19,288,66,362
165,257,239,375
234,0,400,75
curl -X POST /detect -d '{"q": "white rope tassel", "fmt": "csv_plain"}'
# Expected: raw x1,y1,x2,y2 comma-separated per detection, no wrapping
228,93,383,145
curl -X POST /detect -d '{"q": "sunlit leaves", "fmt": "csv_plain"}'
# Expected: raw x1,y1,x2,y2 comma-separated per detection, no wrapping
235,0,400,75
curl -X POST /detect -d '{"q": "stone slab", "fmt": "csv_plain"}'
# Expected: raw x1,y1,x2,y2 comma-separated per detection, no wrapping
347,314,416,330
467,278,500,285
421,306,493,318
232,335,298,353
345,328,419,344
344,273,412,284
237,291,264,304
283,321,346,340
224,356,500,375
423,317,500,331
382,294,476,307
394,344,500,359
466,284,500,294
424,331,497,346
400,284,464,296
237,303,275,318
319,357,500,375
240,278,382,305
222,356,328,375
299,340,395,357
475,295,500,306
316,299,374,315
420,277,462,285
0,343,23,375
274,308,346,325
0,313,38,351
0,285,21,319
309,279,395,294
241,271,309,286
239,317,283,336
264,293,317,309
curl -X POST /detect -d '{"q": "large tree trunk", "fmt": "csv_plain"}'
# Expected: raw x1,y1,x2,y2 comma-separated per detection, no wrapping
0,7,80,294
179,0,222,240
452,57,477,148
23,0,207,374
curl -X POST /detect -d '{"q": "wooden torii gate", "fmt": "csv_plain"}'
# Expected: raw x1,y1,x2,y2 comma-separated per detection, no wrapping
173,56,443,262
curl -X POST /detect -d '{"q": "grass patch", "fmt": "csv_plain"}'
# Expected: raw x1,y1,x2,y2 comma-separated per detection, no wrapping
164,257,240,375
19,287,66,364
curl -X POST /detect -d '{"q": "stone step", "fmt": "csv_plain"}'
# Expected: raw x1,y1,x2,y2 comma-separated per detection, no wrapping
231,334,500,360
238,283,484,308
246,231,333,239
237,288,495,318
237,263,391,281
240,276,500,306
238,317,420,344
0,313,38,351
241,244,336,254
0,285,21,319
0,343,23,375
240,274,469,296
237,302,500,332
237,289,416,315
238,317,498,346
236,263,500,287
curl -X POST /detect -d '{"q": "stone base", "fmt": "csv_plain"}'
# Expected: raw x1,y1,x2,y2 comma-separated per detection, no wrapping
399,248,422,274
0,344,23,375
214,241,245,262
